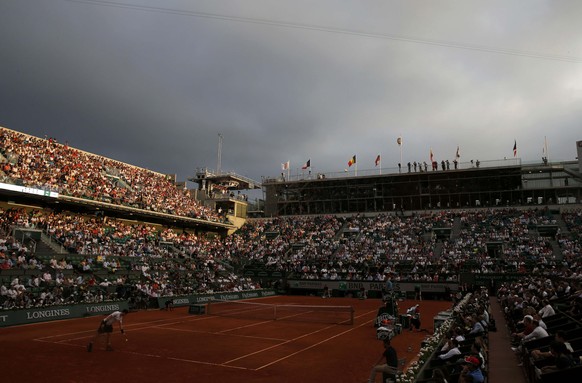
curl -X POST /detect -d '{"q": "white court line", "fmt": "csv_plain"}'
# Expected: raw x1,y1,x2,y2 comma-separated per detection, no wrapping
145,316,291,342
165,356,251,370
222,323,339,365
34,307,380,373
222,309,377,366
35,333,255,370
34,311,291,344
217,319,274,333
159,326,288,342
34,314,198,340
35,338,78,346
255,317,373,370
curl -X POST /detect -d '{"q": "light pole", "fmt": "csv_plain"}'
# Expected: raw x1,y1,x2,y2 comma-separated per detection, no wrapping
217,133,223,174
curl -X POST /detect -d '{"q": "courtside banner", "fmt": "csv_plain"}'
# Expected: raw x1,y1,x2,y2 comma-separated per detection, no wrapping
0,301,129,327
156,289,277,308
287,280,459,293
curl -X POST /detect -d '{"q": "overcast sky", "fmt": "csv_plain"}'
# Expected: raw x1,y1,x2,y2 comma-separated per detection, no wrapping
1,1,581,197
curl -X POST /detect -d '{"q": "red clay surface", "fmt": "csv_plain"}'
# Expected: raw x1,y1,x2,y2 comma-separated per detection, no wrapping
2,296,451,383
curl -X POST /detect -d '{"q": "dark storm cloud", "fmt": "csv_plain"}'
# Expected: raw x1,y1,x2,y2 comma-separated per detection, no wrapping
1,0,581,197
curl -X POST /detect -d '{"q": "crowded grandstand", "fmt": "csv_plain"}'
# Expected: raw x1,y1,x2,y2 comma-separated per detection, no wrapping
1,127,581,382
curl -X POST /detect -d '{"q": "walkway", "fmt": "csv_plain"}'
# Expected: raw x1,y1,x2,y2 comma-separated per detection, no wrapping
488,296,528,383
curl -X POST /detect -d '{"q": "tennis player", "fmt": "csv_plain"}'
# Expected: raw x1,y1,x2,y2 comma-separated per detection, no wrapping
87,309,129,352
407,304,421,331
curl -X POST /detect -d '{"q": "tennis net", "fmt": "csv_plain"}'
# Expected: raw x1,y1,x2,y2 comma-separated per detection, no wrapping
206,300,354,325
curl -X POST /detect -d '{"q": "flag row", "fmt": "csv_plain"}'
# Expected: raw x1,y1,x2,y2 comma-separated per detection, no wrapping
282,140,520,170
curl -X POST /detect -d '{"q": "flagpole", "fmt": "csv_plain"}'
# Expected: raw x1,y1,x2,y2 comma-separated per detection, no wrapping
399,135,403,166
544,136,549,163
379,155,382,175
397,135,403,172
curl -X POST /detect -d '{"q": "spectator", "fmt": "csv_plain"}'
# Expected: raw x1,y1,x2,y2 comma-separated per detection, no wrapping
368,337,398,383
459,356,484,383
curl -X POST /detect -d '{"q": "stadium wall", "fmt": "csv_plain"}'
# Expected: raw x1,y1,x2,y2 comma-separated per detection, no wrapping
285,274,531,298
156,289,276,308
0,301,129,328
286,280,458,298
1,290,277,328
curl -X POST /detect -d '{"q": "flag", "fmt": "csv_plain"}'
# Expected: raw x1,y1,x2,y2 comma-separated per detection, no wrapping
301,159,310,170
375,154,381,167
430,148,434,163
397,136,402,146
513,140,517,157
455,146,460,159
348,155,356,167
281,161,290,170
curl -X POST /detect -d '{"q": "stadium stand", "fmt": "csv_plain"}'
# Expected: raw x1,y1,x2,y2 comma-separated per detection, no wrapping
1,127,581,382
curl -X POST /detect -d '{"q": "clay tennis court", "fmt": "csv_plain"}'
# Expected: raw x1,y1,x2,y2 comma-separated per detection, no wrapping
2,296,451,383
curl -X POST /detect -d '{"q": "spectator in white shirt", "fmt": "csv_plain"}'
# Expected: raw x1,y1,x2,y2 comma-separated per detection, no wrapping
439,339,462,361
538,300,555,318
